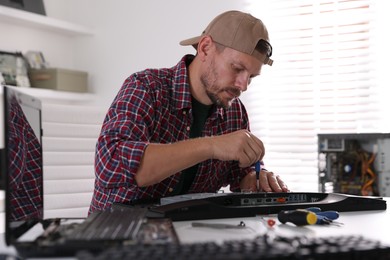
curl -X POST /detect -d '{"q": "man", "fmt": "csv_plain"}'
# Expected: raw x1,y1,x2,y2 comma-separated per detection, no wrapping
89,10,289,214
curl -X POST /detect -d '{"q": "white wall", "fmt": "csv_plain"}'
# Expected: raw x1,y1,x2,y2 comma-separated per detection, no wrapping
0,11,78,71
69,0,252,105
1,0,253,105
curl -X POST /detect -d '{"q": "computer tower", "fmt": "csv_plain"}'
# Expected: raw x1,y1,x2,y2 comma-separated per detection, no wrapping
318,133,390,197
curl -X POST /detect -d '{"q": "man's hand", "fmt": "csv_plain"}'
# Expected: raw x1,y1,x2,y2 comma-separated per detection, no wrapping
136,129,266,187
209,130,265,168
240,170,289,192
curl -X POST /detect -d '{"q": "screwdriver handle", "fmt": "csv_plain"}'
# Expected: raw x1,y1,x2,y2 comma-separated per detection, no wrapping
278,209,317,226
306,207,339,220
255,161,261,172
316,211,339,220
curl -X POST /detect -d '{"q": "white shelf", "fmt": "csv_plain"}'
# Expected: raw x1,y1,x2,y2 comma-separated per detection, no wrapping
0,5,93,36
14,86,98,105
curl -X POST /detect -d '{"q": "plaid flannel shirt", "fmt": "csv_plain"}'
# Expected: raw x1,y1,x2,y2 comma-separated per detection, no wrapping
8,96,43,221
89,55,253,213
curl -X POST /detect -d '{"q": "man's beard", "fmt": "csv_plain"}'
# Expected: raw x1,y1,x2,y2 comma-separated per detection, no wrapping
200,62,239,109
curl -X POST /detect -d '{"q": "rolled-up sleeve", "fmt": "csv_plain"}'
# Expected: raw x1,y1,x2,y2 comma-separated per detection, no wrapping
94,76,154,192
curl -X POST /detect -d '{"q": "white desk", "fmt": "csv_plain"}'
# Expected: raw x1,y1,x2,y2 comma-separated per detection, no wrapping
1,198,389,257
174,206,390,245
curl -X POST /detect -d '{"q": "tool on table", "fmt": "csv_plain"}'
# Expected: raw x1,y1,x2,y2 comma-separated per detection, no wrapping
258,217,277,246
259,217,276,229
314,215,343,226
306,207,339,217
305,207,342,225
191,221,246,229
277,209,317,226
255,161,261,191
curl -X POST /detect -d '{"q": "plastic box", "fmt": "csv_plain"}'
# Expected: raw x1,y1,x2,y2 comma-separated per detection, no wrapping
29,68,88,93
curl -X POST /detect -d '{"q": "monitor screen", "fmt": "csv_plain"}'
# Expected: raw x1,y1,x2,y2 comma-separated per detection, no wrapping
2,85,43,243
0,86,5,189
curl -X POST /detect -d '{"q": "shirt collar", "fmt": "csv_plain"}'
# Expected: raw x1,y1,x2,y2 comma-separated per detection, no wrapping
173,54,226,120
172,55,193,111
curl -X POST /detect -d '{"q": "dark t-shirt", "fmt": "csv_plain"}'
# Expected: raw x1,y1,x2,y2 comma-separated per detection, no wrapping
171,96,212,195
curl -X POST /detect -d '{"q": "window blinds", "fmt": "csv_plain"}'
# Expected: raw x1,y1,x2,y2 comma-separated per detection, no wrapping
242,0,381,192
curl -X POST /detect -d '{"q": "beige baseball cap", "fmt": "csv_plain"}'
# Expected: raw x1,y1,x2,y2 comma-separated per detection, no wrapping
180,10,273,66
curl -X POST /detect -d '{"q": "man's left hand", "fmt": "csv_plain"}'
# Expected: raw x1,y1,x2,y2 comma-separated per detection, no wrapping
240,170,289,192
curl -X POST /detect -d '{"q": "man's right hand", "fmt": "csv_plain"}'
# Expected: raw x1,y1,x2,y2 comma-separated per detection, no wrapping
136,130,264,187
209,130,265,168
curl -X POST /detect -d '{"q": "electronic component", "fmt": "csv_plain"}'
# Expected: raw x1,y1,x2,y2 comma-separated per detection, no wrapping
319,138,345,152
318,133,390,197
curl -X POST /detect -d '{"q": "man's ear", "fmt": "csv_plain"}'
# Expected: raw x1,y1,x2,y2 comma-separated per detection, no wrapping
196,35,214,61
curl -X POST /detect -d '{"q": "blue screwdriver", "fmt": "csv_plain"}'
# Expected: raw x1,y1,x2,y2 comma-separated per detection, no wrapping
306,207,339,220
255,161,261,191
306,207,340,225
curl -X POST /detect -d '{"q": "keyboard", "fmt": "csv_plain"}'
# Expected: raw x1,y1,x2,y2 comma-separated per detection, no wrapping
76,234,390,259
66,206,147,241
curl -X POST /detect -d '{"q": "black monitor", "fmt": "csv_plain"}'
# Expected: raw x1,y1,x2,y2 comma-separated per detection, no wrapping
0,86,5,189
0,0,46,15
1,85,43,244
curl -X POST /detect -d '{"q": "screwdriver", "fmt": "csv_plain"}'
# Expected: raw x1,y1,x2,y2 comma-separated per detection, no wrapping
255,161,261,191
306,207,340,220
314,214,343,225
278,209,317,226
192,221,246,229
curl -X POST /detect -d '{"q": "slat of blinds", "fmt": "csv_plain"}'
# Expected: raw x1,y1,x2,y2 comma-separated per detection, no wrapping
43,136,97,152
44,179,94,194
42,103,106,124
43,122,101,138
45,208,89,219
43,151,95,166
44,165,94,180
45,193,93,210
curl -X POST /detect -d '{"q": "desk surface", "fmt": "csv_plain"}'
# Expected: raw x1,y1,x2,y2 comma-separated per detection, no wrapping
173,207,389,245
174,197,390,245
1,198,389,257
